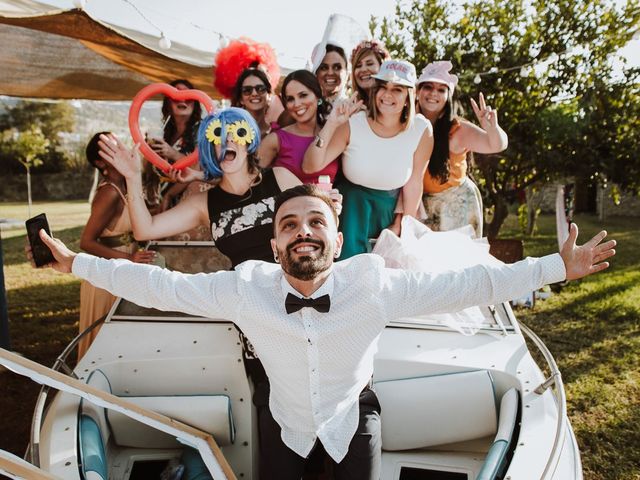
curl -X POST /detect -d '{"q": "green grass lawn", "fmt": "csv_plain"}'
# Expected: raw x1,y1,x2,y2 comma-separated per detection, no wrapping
0,201,90,455
500,213,640,480
1,200,91,240
0,202,638,479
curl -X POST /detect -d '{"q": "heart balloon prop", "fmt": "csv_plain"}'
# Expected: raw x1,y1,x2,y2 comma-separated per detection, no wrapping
128,83,215,173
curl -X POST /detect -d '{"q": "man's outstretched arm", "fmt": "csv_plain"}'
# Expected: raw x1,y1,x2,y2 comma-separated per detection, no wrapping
383,223,616,319
32,230,240,320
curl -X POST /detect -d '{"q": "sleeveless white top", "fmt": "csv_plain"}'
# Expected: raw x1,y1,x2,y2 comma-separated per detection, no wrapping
342,111,429,190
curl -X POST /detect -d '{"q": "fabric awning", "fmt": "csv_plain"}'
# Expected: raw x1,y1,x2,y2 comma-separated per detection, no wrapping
0,9,220,100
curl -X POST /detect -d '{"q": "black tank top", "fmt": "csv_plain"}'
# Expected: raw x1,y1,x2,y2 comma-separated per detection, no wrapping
207,169,281,268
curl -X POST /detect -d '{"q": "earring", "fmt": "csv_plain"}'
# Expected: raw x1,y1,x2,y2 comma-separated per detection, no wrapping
318,99,323,106
274,254,279,263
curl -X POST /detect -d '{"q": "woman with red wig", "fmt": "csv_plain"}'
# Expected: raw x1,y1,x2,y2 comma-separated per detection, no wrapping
215,38,285,137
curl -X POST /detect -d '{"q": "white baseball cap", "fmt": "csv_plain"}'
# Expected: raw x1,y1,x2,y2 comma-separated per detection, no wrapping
371,60,417,88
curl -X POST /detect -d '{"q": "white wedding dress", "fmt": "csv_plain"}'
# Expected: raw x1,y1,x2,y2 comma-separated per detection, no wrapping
372,216,504,335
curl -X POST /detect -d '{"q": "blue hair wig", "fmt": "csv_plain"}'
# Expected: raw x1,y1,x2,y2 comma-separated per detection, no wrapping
197,107,261,180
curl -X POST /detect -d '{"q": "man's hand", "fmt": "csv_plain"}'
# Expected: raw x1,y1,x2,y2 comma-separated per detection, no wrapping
560,223,616,281
25,230,77,273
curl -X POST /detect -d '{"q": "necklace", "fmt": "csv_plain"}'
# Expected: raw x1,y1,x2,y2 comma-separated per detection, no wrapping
220,171,262,202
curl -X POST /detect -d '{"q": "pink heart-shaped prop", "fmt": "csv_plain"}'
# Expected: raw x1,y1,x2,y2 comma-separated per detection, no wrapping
128,83,215,173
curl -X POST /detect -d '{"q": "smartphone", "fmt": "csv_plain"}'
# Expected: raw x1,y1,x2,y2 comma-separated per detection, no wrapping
25,213,55,267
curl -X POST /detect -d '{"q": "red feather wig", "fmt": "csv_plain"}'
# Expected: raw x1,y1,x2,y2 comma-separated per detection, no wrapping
214,37,281,99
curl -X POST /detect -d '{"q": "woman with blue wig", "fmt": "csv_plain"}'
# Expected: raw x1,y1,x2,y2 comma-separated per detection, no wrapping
99,107,304,478
97,107,301,268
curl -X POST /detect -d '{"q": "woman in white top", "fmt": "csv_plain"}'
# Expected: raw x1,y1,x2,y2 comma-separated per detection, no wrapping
303,59,433,259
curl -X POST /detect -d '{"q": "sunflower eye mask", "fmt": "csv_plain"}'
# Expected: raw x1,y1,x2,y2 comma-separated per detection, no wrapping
205,119,256,146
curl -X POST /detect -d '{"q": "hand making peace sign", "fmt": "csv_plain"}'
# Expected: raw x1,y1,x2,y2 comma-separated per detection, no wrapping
470,92,499,132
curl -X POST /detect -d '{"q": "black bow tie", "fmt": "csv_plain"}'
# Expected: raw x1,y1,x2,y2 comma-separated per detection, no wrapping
285,293,331,314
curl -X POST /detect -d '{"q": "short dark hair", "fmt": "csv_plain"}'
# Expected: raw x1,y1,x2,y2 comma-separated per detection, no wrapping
273,185,339,228
324,44,348,68
86,131,111,169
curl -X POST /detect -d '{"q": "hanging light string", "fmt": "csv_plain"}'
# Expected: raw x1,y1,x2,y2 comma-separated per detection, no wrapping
460,33,631,85
76,0,303,60
464,50,565,84
96,0,230,50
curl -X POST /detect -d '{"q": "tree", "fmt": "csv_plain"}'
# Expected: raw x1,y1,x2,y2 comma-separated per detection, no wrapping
372,0,640,237
1,128,50,216
0,100,75,174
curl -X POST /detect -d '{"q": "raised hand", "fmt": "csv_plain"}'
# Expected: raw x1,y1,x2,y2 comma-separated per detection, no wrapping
560,223,616,281
327,94,364,126
98,134,142,179
470,92,499,131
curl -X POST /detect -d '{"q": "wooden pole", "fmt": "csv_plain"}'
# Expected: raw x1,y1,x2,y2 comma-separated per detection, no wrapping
0,230,10,351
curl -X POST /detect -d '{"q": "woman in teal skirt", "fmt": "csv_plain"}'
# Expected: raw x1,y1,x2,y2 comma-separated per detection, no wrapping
303,60,434,259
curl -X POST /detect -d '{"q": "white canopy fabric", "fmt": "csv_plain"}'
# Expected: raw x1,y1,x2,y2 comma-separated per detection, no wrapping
0,1,223,99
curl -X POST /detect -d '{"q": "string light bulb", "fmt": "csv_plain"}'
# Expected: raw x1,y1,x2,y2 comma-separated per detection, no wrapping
473,74,482,84
520,66,529,77
159,32,171,50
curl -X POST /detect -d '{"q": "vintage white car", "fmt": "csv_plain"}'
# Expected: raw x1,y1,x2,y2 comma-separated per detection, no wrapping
0,241,582,480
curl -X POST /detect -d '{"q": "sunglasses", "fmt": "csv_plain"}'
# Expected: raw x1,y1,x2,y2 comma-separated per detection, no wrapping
241,84,268,96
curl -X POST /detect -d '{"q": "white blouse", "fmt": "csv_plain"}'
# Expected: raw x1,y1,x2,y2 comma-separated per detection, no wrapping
342,112,430,190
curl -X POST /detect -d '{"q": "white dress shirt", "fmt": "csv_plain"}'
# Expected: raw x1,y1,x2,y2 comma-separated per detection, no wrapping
72,252,566,462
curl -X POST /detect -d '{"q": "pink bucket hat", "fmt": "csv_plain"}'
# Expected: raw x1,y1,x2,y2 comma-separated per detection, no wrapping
416,60,459,93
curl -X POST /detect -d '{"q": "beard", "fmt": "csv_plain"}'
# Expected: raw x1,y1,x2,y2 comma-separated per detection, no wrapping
278,238,334,281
